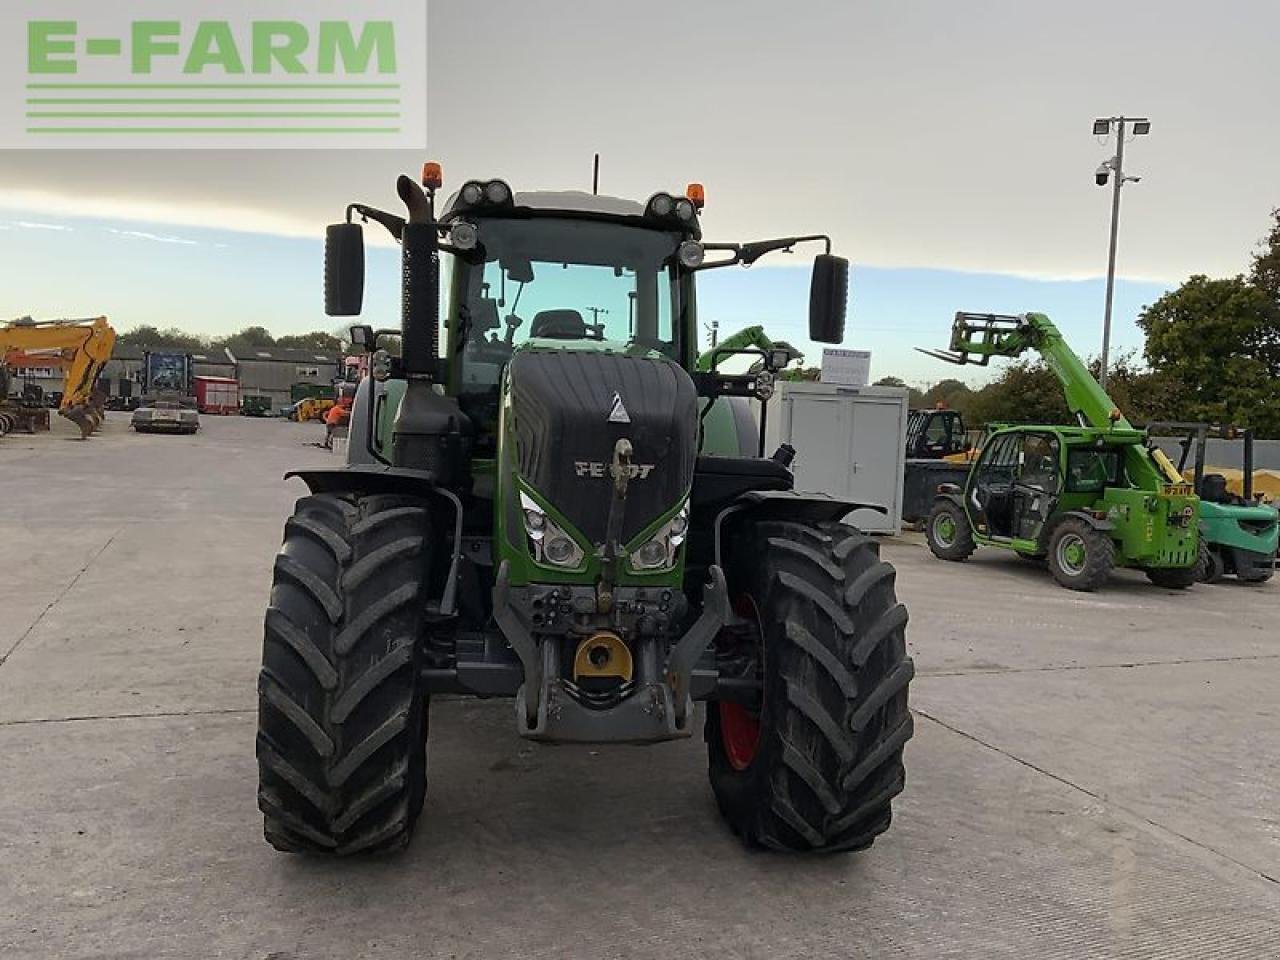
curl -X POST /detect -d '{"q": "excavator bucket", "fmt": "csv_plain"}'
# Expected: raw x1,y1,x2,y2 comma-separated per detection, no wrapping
59,405,98,439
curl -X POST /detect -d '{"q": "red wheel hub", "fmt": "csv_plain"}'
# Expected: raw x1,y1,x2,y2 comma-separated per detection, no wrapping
718,594,763,770
718,701,760,770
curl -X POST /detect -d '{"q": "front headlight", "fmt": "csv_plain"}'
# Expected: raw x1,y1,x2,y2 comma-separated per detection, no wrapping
629,501,689,572
520,492,585,569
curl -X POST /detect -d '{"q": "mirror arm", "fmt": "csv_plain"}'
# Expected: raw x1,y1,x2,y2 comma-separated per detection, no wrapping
347,203,405,242
693,234,832,271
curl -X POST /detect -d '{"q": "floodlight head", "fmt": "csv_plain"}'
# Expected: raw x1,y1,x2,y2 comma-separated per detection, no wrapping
1093,118,1111,136
1132,120,1151,135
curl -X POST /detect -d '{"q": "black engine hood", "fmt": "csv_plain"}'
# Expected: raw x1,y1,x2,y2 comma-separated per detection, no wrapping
507,349,698,545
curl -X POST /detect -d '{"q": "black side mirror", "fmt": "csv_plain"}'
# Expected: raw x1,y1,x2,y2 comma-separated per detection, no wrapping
809,254,849,344
348,324,374,353
502,256,535,284
325,223,365,316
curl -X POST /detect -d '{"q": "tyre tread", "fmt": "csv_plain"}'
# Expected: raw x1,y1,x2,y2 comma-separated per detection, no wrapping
256,493,431,856
707,520,914,853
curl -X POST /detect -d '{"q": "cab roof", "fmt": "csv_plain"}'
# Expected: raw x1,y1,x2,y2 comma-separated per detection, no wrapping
987,423,1147,445
439,188,701,239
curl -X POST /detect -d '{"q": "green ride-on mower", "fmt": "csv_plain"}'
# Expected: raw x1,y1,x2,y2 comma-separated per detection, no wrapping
920,312,1201,592
255,164,915,856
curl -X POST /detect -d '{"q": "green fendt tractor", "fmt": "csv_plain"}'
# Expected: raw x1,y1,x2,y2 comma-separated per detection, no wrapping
255,165,915,856
920,312,1200,591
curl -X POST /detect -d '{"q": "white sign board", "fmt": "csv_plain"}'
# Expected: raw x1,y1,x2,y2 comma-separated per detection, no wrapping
820,348,871,386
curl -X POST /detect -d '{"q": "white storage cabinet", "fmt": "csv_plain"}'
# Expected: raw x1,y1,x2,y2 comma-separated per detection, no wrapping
765,382,908,534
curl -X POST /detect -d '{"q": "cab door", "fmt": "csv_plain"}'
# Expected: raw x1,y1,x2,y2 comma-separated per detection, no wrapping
966,431,1020,537
1010,432,1061,543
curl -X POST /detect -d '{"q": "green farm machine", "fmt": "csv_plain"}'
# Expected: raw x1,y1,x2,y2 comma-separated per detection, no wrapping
920,312,1201,591
255,165,914,855
1148,422,1277,583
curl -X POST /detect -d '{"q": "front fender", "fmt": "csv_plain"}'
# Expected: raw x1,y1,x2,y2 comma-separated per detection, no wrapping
1039,509,1114,551
712,489,884,568
932,489,967,511
285,464,436,497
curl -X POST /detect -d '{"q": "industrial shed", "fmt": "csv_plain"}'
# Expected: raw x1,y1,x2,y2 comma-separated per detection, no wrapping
99,344,235,401
99,343,145,399
227,347,339,413
190,348,236,380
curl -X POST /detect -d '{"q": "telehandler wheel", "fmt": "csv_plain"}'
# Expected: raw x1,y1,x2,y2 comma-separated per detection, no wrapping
925,500,976,562
1144,562,1198,590
706,521,914,853
1046,517,1114,591
1197,541,1224,584
257,493,432,855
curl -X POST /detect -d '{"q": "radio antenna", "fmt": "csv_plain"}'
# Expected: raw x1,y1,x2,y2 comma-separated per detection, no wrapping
592,153,600,195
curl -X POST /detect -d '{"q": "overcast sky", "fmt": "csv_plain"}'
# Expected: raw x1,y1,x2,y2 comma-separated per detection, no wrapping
1,0,1276,379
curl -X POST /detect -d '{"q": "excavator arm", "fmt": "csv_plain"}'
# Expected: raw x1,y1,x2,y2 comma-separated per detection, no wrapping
917,312,1183,485
1,316,117,437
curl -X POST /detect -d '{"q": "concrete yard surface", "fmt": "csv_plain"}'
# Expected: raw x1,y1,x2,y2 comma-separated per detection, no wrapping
2,414,1278,959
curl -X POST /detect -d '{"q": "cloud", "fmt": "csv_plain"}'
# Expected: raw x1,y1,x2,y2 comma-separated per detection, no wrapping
0,187,399,249
12,220,73,232
105,227,199,246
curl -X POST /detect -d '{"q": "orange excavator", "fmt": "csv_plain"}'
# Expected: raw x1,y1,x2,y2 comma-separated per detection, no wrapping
1,316,117,438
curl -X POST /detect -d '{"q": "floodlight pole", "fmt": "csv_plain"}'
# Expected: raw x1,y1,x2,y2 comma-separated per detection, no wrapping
1099,118,1127,391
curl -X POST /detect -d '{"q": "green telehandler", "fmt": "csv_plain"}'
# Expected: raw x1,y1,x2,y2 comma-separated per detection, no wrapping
255,166,914,856
919,311,1200,591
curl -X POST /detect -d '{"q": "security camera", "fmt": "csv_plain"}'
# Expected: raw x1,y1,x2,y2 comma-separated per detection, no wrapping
1095,162,1110,187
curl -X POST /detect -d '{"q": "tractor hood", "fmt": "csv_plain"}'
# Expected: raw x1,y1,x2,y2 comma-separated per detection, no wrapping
507,348,698,545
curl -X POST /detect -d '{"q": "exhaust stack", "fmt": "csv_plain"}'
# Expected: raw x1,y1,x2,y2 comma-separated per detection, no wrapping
390,175,473,486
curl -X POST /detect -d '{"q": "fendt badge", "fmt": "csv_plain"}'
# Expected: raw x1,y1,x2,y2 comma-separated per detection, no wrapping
575,461,655,479
607,392,631,424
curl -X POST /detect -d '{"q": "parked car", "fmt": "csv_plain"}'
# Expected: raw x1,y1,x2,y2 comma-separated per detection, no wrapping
132,400,199,435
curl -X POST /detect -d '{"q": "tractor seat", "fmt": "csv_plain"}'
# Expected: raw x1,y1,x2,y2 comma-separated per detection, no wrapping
1201,473,1243,505
531,309,587,339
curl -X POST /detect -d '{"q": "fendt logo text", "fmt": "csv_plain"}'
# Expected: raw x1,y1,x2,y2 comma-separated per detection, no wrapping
1,1,426,149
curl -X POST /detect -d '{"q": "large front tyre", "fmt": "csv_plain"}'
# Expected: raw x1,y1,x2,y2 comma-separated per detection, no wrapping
706,521,914,853
1046,517,1114,591
257,493,432,855
925,500,976,562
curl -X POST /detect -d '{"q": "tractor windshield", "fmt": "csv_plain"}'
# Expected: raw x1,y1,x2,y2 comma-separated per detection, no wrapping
457,218,679,362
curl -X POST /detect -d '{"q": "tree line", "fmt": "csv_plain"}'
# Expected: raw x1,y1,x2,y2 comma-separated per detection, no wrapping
874,208,1280,438
116,325,346,354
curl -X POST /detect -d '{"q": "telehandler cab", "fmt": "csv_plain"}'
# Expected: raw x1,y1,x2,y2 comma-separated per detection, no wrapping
920,312,1201,591
255,165,914,856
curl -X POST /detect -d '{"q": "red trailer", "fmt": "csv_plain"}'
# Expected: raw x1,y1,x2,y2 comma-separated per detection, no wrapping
193,376,239,415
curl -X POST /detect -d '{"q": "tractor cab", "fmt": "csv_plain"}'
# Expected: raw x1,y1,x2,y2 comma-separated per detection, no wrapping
435,187,699,457
905,407,967,459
